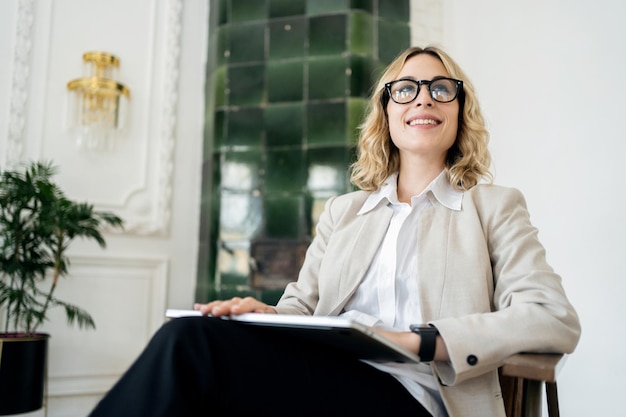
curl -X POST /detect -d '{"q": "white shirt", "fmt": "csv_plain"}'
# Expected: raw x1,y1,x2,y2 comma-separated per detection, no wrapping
339,170,463,417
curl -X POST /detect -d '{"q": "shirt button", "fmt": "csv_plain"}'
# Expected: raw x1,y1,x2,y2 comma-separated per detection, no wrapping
467,355,478,366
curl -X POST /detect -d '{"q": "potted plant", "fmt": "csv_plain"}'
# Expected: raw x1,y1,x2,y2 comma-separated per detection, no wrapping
0,160,123,415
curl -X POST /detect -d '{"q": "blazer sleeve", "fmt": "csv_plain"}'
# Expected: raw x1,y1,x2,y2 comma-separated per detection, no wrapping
430,186,581,385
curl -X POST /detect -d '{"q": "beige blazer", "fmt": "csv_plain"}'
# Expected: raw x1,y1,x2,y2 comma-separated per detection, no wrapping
275,184,581,417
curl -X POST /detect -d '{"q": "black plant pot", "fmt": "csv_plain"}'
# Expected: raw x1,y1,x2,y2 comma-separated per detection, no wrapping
0,333,49,415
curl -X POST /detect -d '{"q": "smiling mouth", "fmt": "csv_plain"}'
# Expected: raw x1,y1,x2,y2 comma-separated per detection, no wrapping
408,119,440,126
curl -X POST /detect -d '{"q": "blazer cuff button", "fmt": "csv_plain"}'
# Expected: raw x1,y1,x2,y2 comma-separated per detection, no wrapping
466,355,478,366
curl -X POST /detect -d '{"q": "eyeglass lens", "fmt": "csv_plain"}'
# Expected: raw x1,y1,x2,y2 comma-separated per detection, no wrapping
388,79,459,104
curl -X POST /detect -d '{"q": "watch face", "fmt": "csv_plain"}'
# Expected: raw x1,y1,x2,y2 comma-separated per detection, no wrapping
410,325,438,335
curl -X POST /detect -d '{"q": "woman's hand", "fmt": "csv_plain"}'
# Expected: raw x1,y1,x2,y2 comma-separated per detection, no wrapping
193,296,277,317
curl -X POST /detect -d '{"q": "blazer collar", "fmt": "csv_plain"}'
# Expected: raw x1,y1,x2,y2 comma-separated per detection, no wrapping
358,170,463,215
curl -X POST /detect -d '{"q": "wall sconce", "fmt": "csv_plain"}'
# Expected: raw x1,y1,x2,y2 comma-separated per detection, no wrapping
66,52,130,151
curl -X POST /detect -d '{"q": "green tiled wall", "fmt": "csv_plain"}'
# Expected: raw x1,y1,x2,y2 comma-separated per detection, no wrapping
197,0,410,303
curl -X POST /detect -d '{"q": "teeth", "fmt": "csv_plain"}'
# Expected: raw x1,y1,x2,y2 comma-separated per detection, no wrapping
409,119,439,126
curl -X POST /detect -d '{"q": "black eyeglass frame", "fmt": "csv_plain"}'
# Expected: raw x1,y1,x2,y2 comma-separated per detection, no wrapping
384,77,464,105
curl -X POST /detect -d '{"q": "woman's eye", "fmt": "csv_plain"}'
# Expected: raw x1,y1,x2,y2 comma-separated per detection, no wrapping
431,83,452,95
430,80,456,96
394,84,416,98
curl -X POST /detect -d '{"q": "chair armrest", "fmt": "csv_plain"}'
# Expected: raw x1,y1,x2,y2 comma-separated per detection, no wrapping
501,353,567,383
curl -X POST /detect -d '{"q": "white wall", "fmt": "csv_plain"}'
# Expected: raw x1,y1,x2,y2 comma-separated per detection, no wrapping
438,1,626,415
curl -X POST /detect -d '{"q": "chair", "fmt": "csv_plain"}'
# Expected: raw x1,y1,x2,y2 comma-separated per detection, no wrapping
500,353,567,417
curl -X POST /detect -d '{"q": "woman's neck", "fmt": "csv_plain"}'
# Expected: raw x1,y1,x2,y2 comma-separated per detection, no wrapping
396,162,445,204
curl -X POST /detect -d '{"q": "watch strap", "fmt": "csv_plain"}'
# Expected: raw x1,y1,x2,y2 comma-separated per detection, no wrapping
409,324,438,362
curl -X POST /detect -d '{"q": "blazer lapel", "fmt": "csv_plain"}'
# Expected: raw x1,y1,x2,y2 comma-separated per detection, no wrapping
417,199,452,322
324,203,394,315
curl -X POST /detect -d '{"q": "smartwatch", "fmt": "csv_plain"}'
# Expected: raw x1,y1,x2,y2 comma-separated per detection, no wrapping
409,324,438,362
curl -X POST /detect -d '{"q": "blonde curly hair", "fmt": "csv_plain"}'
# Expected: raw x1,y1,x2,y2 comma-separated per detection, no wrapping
350,46,493,191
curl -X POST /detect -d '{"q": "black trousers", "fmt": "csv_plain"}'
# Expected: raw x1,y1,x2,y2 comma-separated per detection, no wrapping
88,316,432,417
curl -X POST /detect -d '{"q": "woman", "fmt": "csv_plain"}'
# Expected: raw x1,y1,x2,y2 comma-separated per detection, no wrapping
89,46,580,417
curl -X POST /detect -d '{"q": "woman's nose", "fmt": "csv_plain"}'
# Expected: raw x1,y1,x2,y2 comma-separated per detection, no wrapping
414,85,433,107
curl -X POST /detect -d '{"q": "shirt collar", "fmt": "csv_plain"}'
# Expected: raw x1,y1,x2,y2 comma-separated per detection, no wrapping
357,170,463,215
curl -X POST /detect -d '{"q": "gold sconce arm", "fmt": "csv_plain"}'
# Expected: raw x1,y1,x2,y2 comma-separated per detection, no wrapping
67,77,130,98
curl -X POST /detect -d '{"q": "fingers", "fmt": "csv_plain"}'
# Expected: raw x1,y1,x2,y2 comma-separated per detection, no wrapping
231,296,277,314
193,296,276,317
193,298,240,316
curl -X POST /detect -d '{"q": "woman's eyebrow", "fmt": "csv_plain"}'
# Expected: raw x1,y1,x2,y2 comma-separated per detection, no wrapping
393,75,449,82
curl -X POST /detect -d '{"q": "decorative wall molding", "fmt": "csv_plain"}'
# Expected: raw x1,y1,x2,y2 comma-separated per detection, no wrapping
4,0,35,167
134,0,182,236
43,254,169,397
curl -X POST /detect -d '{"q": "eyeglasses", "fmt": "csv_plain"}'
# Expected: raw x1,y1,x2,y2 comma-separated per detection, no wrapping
384,77,463,104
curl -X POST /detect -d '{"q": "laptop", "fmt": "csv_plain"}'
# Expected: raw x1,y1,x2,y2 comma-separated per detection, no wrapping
165,309,421,364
